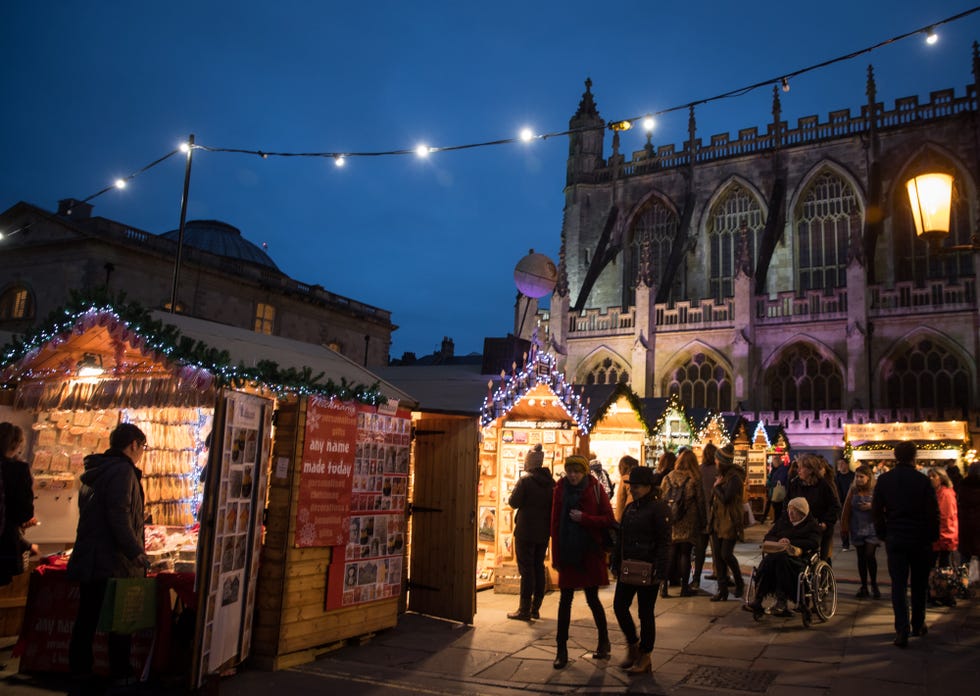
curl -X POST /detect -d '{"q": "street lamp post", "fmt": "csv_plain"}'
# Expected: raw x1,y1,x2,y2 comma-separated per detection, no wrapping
170,134,195,313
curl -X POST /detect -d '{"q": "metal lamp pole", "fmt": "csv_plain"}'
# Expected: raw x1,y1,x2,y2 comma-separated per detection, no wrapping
170,133,195,313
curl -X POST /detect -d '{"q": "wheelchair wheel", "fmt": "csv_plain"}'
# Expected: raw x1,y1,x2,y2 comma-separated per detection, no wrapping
812,560,837,621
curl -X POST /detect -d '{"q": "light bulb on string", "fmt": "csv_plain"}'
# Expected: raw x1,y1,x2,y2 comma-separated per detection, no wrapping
334,155,346,167
178,142,191,154
642,116,655,133
781,77,790,93
114,178,127,190
925,26,938,44
415,144,431,158
519,127,535,142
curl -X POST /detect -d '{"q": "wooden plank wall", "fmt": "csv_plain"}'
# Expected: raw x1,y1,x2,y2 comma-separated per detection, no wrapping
251,396,398,670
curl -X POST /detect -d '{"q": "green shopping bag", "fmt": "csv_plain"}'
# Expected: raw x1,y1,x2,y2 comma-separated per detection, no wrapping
97,577,157,633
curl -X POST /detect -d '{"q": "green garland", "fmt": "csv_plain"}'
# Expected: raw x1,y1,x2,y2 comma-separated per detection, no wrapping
0,290,387,406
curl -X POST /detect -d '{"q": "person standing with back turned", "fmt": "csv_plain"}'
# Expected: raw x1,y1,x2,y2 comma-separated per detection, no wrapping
68,422,150,685
507,443,555,621
872,441,939,648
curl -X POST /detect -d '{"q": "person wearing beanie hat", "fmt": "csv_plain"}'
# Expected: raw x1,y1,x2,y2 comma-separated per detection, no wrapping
549,453,616,669
507,444,554,621
742,495,822,619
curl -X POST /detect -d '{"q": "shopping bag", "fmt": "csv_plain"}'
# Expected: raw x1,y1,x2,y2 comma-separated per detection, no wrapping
98,577,157,633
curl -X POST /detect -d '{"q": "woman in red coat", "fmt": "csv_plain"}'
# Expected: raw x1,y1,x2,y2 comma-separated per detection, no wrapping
928,467,959,568
550,454,615,669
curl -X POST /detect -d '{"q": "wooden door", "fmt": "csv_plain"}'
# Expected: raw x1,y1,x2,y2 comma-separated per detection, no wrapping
408,414,479,624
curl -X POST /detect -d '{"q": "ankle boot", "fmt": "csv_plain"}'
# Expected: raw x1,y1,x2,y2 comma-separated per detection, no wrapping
507,605,532,621
553,644,568,669
710,583,729,602
593,633,611,659
680,581,694,597
626,652,652,675
733,576,745,599
619,642,640,669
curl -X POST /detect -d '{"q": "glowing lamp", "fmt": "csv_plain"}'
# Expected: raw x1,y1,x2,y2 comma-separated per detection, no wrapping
77,353,105,378
906,173,953,245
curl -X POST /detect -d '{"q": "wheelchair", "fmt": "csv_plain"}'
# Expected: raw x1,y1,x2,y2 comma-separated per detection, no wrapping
744,550,837,627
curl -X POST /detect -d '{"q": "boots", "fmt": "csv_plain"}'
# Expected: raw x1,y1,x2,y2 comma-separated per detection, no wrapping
733,575,745,599
619,642,640,669
660,582,669,599
507,604,532,621
553,643,568,669
710,582,729,602
871,582,881,600
592,633,611,659
530,598,542,620
679,580,694,597
627,652,652,675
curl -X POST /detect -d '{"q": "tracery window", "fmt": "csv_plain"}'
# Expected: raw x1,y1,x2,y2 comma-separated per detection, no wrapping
0,286,33,320
584,356,630,385
795,171,859,292
625,200,678,306
883,337,970,418
664,352,732,411
707,184,764,301
766,343,843,412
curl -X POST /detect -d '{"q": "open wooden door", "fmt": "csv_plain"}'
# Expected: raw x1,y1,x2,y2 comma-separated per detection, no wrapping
407,413,479,624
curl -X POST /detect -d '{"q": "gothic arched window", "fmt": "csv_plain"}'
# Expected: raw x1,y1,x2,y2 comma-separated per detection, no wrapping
766,343,843,412
625,200,679,306
795,170,859,292
707,183,764,301
0,285,33,320
883,336,971,418
583,356,630,386
664,352,732,411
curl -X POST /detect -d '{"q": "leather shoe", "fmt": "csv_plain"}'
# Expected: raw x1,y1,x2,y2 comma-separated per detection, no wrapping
893,631,909,648
553,647,568,669
507,610,532,621
912,625,928,637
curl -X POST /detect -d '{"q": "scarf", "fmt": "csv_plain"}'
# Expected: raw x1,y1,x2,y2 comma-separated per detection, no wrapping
559,477,589,570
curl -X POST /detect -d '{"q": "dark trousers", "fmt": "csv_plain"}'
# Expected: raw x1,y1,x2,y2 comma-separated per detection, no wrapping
514,537,547,610
710,536,743,590
69,579,133,679
668,542,693,588
770,500,784,522
693,532,709,579
885,541,931,635
556,586,607,646
613,581,659,653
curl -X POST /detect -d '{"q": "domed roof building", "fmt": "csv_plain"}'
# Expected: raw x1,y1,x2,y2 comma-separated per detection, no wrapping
160,220,280,271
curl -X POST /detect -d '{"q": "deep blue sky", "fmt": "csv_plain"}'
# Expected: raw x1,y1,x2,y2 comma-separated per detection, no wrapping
2,2,979,359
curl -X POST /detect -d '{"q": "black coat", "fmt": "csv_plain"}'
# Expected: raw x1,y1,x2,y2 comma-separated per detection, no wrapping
67,449,146,581
872,464,939,547
764,513,822,554
0,456,34,585
612,492,671,581
958,476,980,557
509,467,554,544
787,475,841,528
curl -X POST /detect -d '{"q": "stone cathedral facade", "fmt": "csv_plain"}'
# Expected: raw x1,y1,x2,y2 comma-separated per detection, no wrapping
538,48,980,452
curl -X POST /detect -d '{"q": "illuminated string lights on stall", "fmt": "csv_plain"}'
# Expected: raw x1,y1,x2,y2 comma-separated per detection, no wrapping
479,340,591,434
50,7,979,216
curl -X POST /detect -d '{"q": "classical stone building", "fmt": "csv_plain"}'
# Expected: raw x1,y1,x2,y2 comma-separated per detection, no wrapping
539,49,980,453
0,199,396,367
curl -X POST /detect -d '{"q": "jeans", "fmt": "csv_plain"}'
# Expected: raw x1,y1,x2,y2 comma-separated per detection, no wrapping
514,537,547,610
613,581,659,653
69,579,133,678
556,586,607,646
885,541,931,635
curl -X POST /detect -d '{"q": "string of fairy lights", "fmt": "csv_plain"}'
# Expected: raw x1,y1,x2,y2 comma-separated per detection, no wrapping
45,6,980,217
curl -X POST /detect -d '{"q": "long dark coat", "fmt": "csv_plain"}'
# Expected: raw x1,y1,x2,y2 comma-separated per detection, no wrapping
509,467,554,544
550,475,614,589
0,456,34,586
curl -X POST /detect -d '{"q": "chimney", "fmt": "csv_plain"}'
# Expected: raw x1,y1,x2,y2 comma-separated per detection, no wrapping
57,198,93,220
440,336,454,359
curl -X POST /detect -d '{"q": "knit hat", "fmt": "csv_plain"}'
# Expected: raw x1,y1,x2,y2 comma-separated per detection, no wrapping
716,443,735,466
787,497,810,516
524,444,544,471
625,466,655,486
564,454,589,474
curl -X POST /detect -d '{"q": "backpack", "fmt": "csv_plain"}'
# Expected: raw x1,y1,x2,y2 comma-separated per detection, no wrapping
664,476,687,523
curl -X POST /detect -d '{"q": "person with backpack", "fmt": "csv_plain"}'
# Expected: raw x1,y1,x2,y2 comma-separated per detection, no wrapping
659,449,705,597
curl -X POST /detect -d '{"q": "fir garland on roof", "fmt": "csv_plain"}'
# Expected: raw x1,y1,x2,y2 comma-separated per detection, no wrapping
589,382,648,434
0,289,386,405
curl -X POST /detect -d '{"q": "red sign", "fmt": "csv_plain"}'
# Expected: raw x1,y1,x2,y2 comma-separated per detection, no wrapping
294,397,358,547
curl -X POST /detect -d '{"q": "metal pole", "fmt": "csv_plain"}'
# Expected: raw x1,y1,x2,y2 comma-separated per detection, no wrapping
170,133,195,313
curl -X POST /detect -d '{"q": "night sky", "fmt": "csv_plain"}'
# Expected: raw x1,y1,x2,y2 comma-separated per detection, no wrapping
2,2,978,359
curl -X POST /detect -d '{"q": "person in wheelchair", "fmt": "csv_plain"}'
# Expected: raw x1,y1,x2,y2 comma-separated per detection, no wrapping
743,497,822,618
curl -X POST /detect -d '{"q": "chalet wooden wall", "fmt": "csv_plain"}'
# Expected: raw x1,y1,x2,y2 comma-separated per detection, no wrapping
251,396,398,670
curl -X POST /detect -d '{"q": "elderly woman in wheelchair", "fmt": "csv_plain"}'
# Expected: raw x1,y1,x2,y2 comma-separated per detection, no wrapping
743,497,825,621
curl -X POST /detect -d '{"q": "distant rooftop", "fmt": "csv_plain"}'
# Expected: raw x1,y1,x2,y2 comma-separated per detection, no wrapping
160,220,280,271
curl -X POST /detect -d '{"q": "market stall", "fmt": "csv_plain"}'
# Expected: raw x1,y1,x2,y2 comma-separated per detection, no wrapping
741,421,790,515
0,297,410,684
478,344,590,594
843,420,969,472
582,383,647,491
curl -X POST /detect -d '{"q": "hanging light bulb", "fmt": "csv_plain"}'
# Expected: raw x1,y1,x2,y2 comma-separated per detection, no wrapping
519,127,535,142
178,142,191,154
114,178,127,189
415,144,431,158
781,77,790,93
334,155,346,167
642,115,655,133
925,26,938,45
